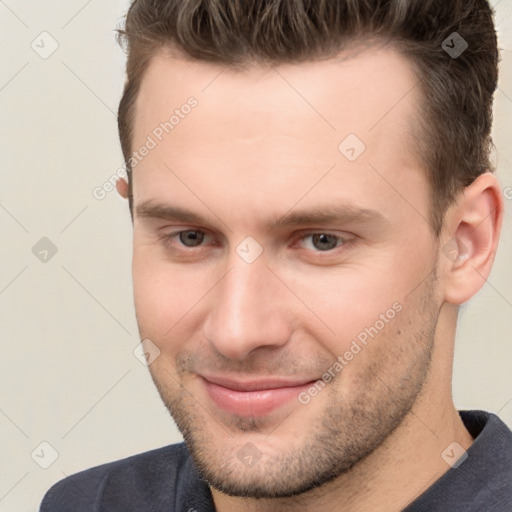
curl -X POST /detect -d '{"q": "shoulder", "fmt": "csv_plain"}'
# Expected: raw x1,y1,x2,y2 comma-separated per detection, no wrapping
39,442,192,512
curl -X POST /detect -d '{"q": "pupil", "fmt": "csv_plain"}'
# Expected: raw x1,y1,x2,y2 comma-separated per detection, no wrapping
180,231,204,247
312,234,338,251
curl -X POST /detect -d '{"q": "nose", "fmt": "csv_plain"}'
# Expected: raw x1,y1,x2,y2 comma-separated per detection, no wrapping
203,256,293,360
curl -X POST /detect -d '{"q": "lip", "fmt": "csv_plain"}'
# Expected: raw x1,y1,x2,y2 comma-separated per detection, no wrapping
200,375,316,417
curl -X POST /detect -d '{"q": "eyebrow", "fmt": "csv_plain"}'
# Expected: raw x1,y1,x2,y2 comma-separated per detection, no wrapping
136,201,205,224
135,200,387,231
268,205,386,230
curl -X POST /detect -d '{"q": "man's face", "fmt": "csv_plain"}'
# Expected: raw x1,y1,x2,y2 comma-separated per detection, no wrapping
130,44,442,498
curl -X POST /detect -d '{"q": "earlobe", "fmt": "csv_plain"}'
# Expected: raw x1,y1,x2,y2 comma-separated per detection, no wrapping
443,172,504,305
116,178,129,199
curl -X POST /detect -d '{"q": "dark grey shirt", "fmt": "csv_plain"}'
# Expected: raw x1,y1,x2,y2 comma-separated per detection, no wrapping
40,410,512,511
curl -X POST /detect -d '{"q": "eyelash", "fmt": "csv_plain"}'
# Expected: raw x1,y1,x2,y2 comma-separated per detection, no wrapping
159,229,353,255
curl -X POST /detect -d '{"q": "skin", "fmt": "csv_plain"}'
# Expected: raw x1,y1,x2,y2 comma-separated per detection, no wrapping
116,42,503,511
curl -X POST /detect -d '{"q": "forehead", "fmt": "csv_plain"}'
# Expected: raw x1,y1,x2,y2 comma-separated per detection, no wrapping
134,42,421,145
131,43,428,229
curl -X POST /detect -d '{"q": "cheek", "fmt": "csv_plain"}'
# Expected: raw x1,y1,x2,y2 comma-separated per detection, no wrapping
281,254,423,356
132,249,208,339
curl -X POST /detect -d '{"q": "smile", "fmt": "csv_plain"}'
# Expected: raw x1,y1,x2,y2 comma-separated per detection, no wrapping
200,375,316,417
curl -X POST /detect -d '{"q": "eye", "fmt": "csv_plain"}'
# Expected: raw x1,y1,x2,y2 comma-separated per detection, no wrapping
299,233,346,251
177,230,206,247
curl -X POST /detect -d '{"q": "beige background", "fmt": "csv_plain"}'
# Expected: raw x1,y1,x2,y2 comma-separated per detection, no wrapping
1,1,511,510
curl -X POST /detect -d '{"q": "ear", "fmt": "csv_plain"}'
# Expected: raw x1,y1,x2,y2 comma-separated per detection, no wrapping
116,177,129,199
441,172,504,305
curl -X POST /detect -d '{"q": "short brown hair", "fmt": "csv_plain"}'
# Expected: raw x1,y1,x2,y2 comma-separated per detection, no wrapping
116,0,499,234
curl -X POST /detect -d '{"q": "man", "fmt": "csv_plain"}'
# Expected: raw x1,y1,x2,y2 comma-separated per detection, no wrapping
41,0,512,510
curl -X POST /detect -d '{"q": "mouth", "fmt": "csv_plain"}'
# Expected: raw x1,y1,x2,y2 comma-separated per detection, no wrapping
199,375,317,417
